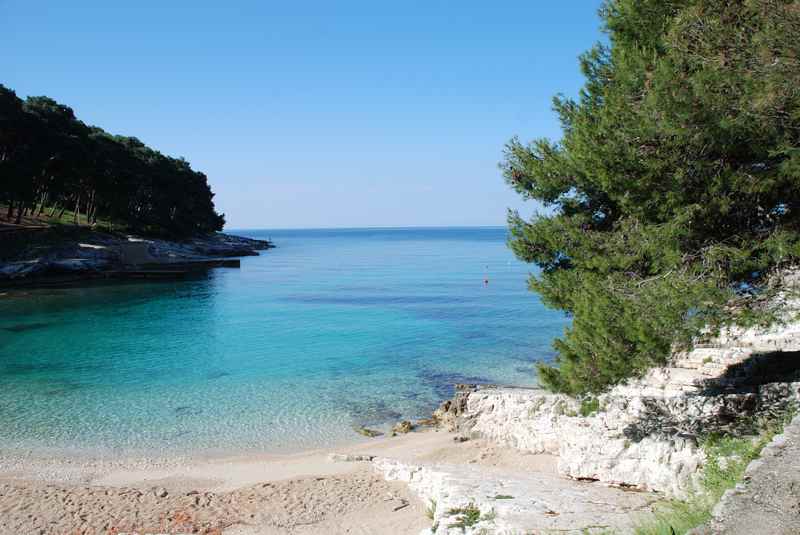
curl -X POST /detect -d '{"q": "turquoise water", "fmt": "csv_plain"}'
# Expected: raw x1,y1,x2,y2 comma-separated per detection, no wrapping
0,227,568,456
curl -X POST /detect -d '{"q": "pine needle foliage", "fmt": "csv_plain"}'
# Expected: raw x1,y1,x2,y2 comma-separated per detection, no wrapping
503,0,800,395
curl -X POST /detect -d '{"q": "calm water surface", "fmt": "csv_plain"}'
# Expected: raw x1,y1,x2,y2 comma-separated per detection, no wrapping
0,227,568,456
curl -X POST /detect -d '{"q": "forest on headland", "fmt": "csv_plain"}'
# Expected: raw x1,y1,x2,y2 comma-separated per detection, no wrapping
0,85,224,236
505,0,800,395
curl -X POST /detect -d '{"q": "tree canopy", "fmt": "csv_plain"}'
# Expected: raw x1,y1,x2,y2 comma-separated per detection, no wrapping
503,0,800,395
0,85,224,236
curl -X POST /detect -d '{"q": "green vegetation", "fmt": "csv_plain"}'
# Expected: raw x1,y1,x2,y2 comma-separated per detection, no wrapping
0,85,224,236
634,411,793,535
503,0,800,395
579,397,601,417
446,503,481,530
446,503,495,530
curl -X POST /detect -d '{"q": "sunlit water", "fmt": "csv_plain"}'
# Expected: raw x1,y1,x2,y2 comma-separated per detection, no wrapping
0,227,568,457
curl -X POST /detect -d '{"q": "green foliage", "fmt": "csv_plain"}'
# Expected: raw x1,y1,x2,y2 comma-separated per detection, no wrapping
634,411,794,535
0,85,225,236
446,503,495,530
446,503,481,530
579,397,601,417
504,0,800,394
633,497,709,535
633,434,763,535
700,434,762,498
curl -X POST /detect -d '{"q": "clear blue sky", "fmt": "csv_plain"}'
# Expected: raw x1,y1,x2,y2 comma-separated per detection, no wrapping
1,0,604,229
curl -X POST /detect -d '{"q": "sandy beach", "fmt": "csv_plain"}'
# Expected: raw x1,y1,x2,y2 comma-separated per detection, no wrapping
0,428,559,535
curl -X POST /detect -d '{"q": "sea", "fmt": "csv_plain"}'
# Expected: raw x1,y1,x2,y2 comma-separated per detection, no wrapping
0,227,569,456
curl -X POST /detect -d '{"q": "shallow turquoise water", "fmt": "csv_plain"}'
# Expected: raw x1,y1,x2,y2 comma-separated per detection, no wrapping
0,227,568,456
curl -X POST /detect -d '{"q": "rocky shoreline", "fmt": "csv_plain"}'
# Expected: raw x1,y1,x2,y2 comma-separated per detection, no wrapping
0,227,272,287
393,285,800,533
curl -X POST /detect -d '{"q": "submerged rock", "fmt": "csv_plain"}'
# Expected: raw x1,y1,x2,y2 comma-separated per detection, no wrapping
205,370,230,380
174,406,203,417
392,420,414,435
354,426,383,438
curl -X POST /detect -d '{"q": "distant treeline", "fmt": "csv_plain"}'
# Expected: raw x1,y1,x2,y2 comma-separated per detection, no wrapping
0,84,224,235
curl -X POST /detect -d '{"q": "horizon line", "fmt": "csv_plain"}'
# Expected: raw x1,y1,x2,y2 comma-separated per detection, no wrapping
225,224,510,232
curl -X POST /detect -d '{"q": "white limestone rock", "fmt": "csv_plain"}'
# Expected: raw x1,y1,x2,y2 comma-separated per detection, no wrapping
436,312,800,497
374,457,655,534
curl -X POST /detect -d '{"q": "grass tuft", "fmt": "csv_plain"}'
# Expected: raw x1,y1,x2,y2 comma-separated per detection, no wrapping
447,503,481,529
445,502,496,530
634,410,794,535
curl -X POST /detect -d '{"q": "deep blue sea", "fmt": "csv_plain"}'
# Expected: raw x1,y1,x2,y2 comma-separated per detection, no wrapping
0,227,568,456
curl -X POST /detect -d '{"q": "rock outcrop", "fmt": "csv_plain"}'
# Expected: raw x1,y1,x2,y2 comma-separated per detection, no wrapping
433,301,800,498
374,456,656,535
0,230,272,283
366,277,800,533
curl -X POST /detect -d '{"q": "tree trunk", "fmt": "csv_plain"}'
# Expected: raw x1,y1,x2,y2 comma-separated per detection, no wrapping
38,192,48,215
6,201,13,221
86,190,96,226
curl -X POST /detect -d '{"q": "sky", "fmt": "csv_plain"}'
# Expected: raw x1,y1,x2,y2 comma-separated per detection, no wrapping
0,1,605,229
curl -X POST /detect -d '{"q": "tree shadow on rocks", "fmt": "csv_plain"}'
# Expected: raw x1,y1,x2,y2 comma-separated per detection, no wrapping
699,351,800,394
623,351,800,444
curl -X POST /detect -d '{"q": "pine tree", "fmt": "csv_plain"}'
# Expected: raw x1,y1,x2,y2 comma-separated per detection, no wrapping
0,85,225,235
504,0,800,395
